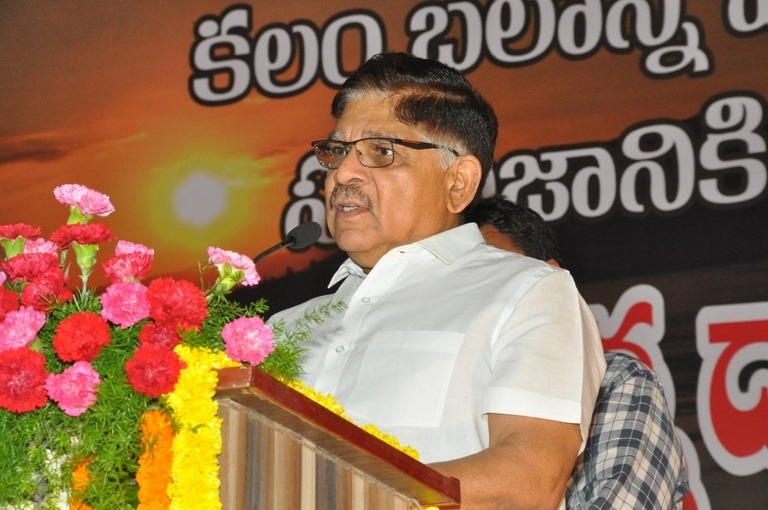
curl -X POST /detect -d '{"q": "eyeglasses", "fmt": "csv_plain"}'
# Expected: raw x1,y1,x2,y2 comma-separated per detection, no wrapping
311,137,459,170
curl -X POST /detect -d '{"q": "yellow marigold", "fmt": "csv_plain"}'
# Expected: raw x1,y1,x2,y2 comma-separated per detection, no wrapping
284,378,349,418
166,346,238,510
137,409,174,509
284,378,419,460
361,424,420,460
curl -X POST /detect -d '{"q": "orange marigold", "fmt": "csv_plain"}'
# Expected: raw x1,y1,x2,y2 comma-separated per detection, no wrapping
69,460,93,510
137,409,174,509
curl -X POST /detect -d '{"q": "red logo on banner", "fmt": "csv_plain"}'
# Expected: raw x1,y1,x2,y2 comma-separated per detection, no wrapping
697,302,768,476
590,284,676,407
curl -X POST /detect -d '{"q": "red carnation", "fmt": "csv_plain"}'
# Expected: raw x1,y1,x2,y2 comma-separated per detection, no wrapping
102,253,153,283
125,344,185,398
138,322,181,350
0,287,20,321
21,267,73,311
49,223,115,249
0,253,59,282
52,311,111,362
0,347,49,413
0,223,42,240
147,277,208,332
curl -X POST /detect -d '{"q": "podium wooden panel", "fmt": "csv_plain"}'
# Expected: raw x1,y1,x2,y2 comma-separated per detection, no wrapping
216,366,461,510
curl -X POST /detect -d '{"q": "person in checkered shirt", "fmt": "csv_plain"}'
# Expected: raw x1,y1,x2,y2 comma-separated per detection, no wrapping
464,195,689,509
567,350,689,509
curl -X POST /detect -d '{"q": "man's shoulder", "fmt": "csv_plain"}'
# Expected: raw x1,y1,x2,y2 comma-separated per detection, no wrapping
464,243,563,278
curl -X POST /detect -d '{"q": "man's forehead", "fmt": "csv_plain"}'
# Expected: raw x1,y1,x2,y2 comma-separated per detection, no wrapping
332,99,417,140
328,129,392,141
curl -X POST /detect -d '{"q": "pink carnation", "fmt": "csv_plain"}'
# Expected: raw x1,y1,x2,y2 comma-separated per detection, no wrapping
22,238,59,255
115,240,154,258
0,306,47,352
45,361,101,416
221,316,274,365
208,246,260,286
100,281,151,328
102,241,154,283
54,184,115,217
0,271,6,286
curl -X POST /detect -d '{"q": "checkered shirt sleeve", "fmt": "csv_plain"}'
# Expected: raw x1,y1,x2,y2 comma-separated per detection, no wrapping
566,352,689,509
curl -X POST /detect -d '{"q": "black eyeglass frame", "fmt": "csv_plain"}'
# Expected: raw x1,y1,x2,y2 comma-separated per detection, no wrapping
310,137,460,170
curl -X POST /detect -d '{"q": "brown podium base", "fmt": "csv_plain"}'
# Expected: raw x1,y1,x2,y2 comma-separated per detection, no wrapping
216,366,461,510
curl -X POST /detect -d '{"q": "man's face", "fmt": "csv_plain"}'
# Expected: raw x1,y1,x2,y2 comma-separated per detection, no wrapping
324,94,459,271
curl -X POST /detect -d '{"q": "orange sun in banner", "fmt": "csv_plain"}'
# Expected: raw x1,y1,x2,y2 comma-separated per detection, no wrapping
127,145,291,280
142,152,277,250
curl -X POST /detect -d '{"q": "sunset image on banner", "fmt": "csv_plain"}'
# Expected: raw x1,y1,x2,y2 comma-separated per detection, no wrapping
1,3,341,282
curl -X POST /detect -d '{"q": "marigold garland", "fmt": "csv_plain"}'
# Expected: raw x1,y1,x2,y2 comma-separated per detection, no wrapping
284,379,420,461
137,410,175,510
69,460,93,510
164,345,239,510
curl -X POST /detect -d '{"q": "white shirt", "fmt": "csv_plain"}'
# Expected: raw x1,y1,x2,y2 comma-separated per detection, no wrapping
270,223,605,469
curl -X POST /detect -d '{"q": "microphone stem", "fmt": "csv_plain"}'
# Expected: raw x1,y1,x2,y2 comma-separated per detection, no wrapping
253,241,291,264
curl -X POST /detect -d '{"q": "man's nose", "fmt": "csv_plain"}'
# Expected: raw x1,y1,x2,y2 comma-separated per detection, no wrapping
331,148,367,184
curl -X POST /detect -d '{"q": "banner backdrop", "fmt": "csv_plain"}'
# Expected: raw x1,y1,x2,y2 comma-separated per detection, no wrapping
1,2,766,508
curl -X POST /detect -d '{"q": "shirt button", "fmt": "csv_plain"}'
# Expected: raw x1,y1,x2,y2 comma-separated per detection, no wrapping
362,296,371,303
335,345,345,353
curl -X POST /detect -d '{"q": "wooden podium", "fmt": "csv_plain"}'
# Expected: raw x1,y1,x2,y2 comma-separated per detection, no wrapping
216,366,461,510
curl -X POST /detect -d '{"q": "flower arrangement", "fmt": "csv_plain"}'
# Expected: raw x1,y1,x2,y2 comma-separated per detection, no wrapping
0,184,348,509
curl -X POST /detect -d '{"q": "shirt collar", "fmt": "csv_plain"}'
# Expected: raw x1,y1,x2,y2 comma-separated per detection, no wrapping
328,223,485,287
329,258,366,287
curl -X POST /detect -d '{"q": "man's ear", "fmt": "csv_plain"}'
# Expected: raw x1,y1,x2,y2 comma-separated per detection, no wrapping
446,155,483,214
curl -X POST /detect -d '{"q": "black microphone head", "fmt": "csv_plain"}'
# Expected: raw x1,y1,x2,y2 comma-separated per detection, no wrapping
285,221,322,249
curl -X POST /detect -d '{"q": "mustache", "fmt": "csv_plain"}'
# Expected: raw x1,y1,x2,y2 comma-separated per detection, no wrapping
329,184,372,210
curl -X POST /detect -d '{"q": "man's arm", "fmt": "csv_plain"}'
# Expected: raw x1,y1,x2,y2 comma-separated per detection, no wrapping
429,413,582,510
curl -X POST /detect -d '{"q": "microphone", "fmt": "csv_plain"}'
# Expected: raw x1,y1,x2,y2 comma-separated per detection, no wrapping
253,221,322,264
